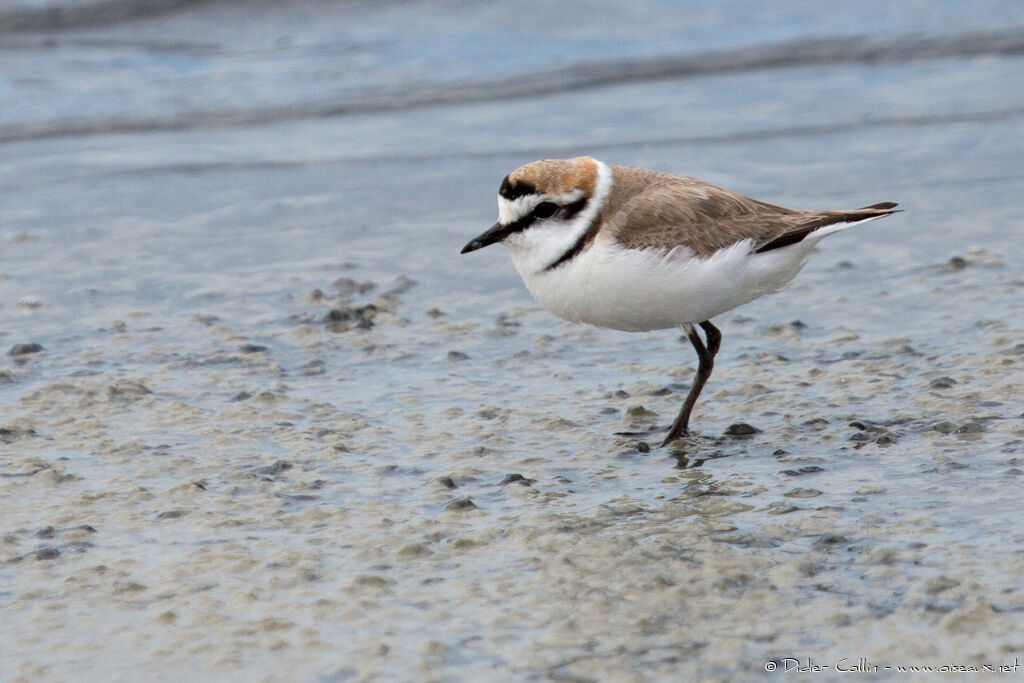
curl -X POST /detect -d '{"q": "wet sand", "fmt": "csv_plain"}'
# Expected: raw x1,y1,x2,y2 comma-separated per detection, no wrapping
2,0,1024,680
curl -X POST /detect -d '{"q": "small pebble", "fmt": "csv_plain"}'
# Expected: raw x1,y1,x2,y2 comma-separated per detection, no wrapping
447,351,469,361
34,547,61,560
626,405,658,420
781,466,824,476
239,344,268,353
724,423,760,436
500,473,533,486
814,534,850,548
445,498,477,511
930,377,957,389
784,487,823,498
7,343,43,357
253,460,292,476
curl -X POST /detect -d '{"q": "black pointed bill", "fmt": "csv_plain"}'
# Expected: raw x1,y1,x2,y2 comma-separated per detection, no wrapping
461,208,538,253
461,195,591,255
461,221,512,254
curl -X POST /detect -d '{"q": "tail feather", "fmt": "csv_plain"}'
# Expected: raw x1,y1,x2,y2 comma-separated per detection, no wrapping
755,202,900,253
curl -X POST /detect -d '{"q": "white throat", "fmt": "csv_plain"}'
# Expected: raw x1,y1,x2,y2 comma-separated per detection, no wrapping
501,159,613,277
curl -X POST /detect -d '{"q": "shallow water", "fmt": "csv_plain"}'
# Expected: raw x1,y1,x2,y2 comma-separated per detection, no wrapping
2,1,1023,680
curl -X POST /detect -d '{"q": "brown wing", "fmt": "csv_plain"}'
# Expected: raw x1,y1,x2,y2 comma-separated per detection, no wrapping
604,167,898,258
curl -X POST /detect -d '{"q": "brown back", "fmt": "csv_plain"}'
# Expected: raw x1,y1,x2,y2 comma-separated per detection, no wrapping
604,166,897,257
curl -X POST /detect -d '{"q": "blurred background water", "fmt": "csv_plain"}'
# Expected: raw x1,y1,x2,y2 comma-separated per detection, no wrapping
1,1,1023,680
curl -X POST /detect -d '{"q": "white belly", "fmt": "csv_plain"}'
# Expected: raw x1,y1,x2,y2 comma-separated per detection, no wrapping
510,235,814,332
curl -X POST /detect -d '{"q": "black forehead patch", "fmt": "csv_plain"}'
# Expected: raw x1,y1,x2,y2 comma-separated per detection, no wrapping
499,175,537,200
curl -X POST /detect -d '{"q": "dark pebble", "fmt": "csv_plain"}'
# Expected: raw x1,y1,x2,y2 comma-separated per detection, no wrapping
613,390,630,399
239,344,268,353
930,377,957,389
772,449,789,456
324,305,377,330
947,256,968,271
253,460,292,476
781,466,825,476
34,547,61,560
35,526,56,539
300,359,326,376
500,473,533,486
636,442,651,454
446,497,477,511
157,510,186,520
447,351,469,361
724,423,761,436
814,534,851,548
495,313,521,328
437,476,457,489
7,343,43,357
228,391,252,402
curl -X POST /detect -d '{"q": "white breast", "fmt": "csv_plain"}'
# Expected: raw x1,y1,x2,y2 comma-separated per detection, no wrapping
511,234,819,332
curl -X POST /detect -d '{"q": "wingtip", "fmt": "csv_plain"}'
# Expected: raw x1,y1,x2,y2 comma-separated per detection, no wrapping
859,201,900,211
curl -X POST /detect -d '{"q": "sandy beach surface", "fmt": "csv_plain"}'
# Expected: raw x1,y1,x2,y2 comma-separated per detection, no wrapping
2,1,1023,680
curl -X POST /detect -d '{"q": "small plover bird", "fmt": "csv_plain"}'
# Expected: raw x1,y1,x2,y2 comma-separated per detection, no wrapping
461,157,898,446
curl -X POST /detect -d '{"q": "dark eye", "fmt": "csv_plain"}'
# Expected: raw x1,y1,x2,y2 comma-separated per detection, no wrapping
533,202,558,219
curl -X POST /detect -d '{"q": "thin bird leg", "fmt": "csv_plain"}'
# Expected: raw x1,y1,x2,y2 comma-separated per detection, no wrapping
700,320,722,357
662,320,719,446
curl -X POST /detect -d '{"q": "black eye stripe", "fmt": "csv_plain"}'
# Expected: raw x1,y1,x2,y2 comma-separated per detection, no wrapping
497,195,591,240
559,196,588,220
531,196,589,221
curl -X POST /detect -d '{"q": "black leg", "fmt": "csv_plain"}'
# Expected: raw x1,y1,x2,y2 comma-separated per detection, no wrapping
700,320,722,358
661,321,721,446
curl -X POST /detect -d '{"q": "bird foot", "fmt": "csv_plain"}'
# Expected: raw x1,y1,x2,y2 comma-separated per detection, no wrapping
660,431,689,448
